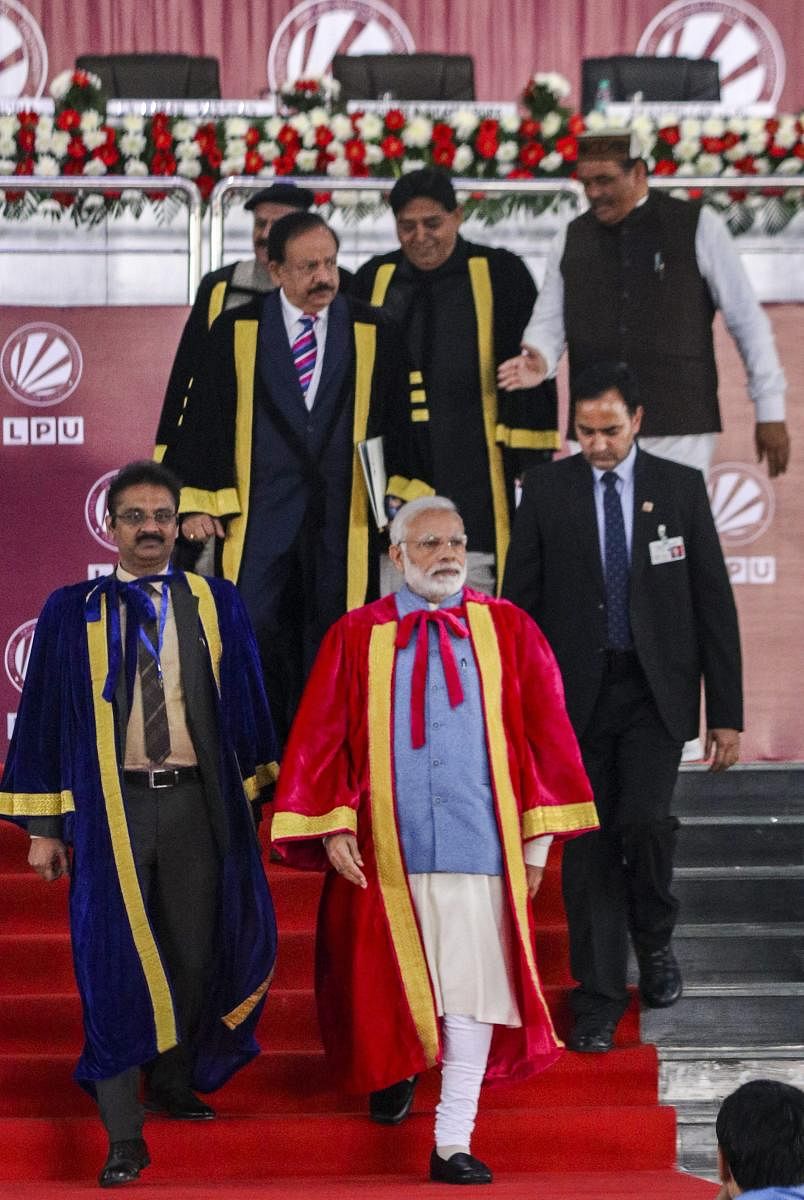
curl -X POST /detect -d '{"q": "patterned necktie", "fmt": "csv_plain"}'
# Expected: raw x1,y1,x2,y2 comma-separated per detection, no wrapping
602,471,632,649
137,583,171,764
292,314,317,398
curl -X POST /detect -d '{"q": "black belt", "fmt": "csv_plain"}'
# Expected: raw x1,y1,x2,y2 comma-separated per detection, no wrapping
123,766,201,790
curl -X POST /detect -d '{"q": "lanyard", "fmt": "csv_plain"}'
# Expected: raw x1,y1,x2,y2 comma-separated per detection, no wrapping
137,578,170,683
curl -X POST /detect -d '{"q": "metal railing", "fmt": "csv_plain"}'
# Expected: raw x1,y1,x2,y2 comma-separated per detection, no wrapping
0,175,203,299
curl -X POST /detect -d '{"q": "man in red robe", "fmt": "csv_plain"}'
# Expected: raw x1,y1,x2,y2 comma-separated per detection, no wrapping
272,496,597,1184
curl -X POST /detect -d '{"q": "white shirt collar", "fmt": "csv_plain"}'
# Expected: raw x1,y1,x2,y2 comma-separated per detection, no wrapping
591,440,638,486
280,289,330,329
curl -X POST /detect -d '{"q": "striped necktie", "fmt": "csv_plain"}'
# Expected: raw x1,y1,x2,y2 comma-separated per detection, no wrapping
292,313,318,398
137,583,171,765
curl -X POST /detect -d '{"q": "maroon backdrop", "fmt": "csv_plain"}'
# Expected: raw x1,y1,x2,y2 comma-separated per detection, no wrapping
6,0,801,112
1,304,801,761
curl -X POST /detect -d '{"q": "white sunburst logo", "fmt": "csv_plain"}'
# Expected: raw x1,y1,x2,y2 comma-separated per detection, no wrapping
267,0,415,93
708,461,775,547
0,323,83,407
0,0,47,99
85,470,118,550
4,617,37,693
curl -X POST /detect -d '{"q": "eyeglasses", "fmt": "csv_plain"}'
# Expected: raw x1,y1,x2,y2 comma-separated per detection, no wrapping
400,535,468,554
113,508,178,527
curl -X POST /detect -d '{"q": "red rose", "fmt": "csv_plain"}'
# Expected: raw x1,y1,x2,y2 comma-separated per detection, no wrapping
567,113,585,135
475,132,498,158
313,190,332,205
315,126,335,148
315,150,334,172
244,150,264,174
53,191,76,208
765,118,779,135
55,108,80,132
519,118,540,139
273,153,296,175
658,126,681,146
506,167,534,179
14,157,33,175
16,110,38,126
432,142,456,168
555,134,578,161
384,109,405,131
152,112,169,130
794,143,804,159
701,136,725,154
344,137,366,164
733,155,757,174
768,143,787,158
73,70,91,88
277,125,300,149
103,125,116,144
432,122,454,144
519,141,546,168
350,162,369,177
95,144,120,168
653,159,678,176
151,151,177,175
728,188,748,202
63,159,83,176
17,128,35,152
197,174,216,200
206,146,223,169
245,126,260,148
350,111,364,131
67,138,86,160
154,130,173,151
722,132,740,150
479,118,499,135
380,134,404,159
761,186,785,197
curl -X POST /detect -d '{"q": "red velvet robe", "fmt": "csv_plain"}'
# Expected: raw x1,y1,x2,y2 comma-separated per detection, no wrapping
272,589,597,1093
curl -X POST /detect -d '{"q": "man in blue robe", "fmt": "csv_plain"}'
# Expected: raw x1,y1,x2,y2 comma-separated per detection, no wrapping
0,460,278,1188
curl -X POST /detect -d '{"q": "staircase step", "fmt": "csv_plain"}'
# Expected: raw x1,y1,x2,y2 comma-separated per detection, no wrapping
676,819,804,867
673,765,804,817
657,924,804,984
641,991,804,1047
672,873,804,922
0,1108,677,1181
659,1052,804,1105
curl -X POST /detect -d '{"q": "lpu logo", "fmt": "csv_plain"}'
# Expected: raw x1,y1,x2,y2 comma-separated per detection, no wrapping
708,462,776,585
4,617,37,693
1,322,85,445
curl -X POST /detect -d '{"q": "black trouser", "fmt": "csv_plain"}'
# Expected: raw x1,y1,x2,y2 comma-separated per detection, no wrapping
562,654,683,1025
95,778,219,1141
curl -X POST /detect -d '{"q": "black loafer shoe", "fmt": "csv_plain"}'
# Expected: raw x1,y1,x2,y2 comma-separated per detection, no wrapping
98,1138,150,1187
144,1089,216,1120
369,1075,418,1124
638,945,683,1008
429,1149,493,1184
567,1019,617,1053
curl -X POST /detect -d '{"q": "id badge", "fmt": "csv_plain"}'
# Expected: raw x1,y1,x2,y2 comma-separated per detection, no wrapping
649,524,686,565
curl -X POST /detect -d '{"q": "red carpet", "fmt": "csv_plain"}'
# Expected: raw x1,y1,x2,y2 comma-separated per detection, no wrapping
0,822,698,1190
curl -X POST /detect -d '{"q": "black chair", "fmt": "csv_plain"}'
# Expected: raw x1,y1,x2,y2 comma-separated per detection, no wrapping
332,53,475,102
581,55,720,112
75,53,221,99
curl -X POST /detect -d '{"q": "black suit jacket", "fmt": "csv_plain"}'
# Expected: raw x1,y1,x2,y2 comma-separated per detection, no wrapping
503,447,743,743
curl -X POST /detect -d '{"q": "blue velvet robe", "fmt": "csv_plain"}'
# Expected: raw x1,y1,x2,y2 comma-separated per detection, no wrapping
0,571,278,1092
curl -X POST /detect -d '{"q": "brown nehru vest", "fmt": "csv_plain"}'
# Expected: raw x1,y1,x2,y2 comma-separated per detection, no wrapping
561,191,720,438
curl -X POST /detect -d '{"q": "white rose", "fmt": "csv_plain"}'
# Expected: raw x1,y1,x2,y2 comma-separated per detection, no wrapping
296,149,318,172
721,165,739,176
220,155,245,174
495,140,518,163
695,154,722,176
124,159,149,176
258,141,280,160
724,144,746,163
401,116,433,148
122,115,145,134
172,120,196,142
452,144,474,173
80,111,102,132
329,114,353,141
539,151,563,173
0,116,19,138
356,112,383,140
0,158,16,172
541,112,562,138
225,117,250,138
726,116,747,135
745,118,765,135
365,142,384,165
48,131,69,157
176,158,201,178
702,118,725,137
752,157,770,174
401,156,425,173
38,198,63,217
773,125,798,149
82,130,107,151
674,163,697,177
679,118,701,139
307,106,330,127
326,157,351,178
745,133,767,155
0,137,16,158
175,138,201,159
302,128,317,149
332,189,359,207
360,189,381,205
120,132,147,157
631,114,654,136
225,137,247,158
49,70,74,101
584,110,607,131
34,154,60,177
265,116,284,139
775,157,803,175
289,113,311,135
658,112,680,129
83,193,105,211
674,139,700,162
501,113,520,135
83,158,107,176
451,109,479,140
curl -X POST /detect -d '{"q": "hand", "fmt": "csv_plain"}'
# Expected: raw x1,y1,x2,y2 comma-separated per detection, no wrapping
497,345,548,391
181,513,225,543
28,837,69,882
526,864,545,899
755,420,790,477
705,728,740,772
324,833,367,888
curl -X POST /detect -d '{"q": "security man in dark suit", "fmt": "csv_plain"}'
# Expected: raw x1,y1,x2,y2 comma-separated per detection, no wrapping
503,362,742,1052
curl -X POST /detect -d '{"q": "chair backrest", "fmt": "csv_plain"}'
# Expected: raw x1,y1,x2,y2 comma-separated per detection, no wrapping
75,53,221,99
581,55,720,112
332,53,475,101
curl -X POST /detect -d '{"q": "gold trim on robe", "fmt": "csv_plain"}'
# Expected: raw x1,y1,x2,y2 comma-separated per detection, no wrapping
178,485,240,520
346,322,376,612
495,424,561,452
271,805,358,840
0,790,75,817
222,967,274,1030
221,321,259,584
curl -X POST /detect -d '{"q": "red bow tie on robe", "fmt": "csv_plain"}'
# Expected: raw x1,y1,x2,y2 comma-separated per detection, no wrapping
395,606,470,749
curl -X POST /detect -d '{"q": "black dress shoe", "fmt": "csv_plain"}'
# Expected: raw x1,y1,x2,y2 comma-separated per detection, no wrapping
567,1018,617,1053
144,1089,216,1119
429,1149,493,1184
369,1075,418,1124
98,1138,150,1188
638,945,683,1008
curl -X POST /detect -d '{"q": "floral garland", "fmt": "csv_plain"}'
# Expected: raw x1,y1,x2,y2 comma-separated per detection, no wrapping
0,70,801,232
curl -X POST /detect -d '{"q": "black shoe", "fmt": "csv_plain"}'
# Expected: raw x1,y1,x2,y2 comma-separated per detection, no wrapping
567,1017,617,1053
429,1149,493,1185
144,1088,216,1120
98,1138,150,1188
638,944,683,1008
369,1075,418,1124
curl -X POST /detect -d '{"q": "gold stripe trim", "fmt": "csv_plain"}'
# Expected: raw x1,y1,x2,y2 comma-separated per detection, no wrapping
368,623,439,1068
411,409,429,423
87,597,177,1053
208,280,228,328
242,762,280,801
522,801,599,840
186,574,222,692
222,321,258,584
346,321,375,612
370,262,396,306
0,790,75,817
495,424,561,451
153,444,166,463
410,389,426,403
271,806,358,840
468,256,509,593
386,475,435,503
409,369,423,384
178,485,240,519
221,966,274,1030
468,602,559,1046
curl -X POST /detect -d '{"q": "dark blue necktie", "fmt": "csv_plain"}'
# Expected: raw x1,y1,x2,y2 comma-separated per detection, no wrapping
602,471,632,649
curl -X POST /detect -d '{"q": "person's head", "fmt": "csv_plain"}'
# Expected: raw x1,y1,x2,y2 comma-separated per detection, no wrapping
716,1080,804,1195
105,460,181,576
389,168,463,272
245,183,314,269
572,362,643,471
389,496,468,603
268,211,340,314
576,132,648,226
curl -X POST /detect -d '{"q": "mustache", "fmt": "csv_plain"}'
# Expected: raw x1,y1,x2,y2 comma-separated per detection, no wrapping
135,533,165,544
307,283,335,295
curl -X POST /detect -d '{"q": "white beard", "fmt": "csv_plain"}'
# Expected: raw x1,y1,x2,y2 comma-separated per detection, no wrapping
403,555,467,604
